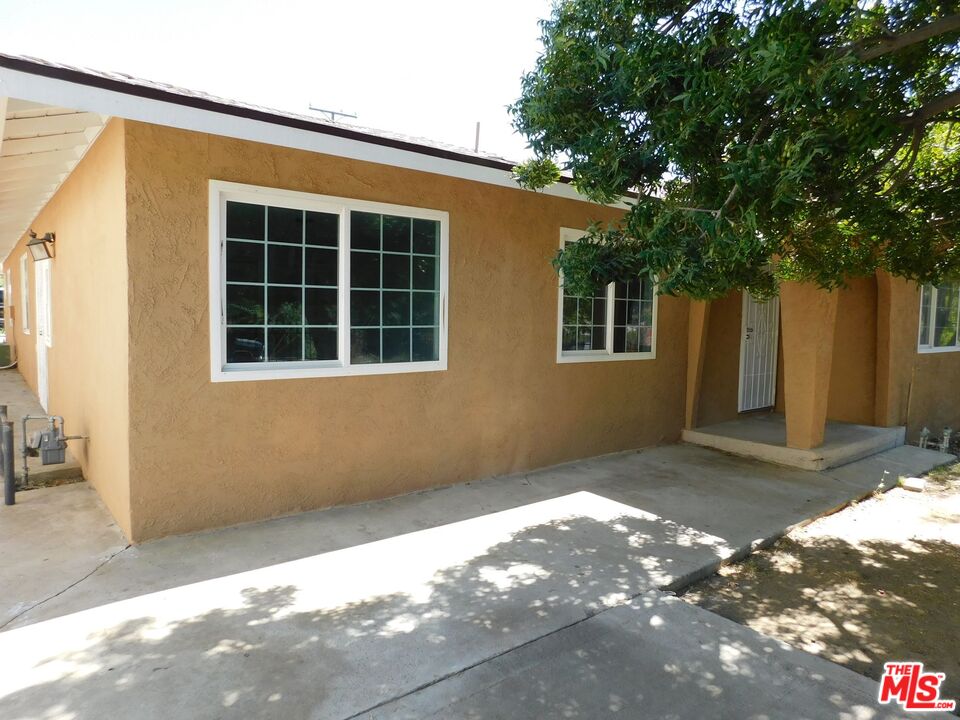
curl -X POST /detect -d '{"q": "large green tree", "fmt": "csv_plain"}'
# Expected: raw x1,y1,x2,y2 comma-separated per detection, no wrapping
510,0,960,299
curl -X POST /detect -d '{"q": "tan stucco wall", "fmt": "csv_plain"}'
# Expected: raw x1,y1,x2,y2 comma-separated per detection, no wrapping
909,352,960,437
2,120,132,536
123,121,689,541
826,277,877,425
894,283,960,439
697,290,742,426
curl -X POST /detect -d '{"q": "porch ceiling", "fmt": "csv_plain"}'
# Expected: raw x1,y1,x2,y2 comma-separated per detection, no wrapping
0,97,106,262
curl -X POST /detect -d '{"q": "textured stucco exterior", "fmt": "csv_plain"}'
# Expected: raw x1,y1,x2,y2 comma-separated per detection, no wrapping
121,121,688,541
3,117,958,542
2,120,132,537
697,291,742,427
826,277,878,425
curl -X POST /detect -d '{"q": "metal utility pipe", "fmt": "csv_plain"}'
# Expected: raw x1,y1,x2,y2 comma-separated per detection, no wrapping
19,414,54,488
3,420,14,505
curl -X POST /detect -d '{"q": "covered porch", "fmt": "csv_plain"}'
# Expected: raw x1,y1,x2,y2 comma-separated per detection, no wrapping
683,276,929,471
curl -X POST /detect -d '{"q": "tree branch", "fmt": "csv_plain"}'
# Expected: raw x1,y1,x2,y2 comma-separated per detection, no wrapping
897,88,960,127
657,0,699,34
716,114,775,217
853,14,960,61
856,130,910,184
883,127,924,195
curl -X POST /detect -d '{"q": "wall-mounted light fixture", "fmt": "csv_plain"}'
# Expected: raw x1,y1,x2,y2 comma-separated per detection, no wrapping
27,231,55,261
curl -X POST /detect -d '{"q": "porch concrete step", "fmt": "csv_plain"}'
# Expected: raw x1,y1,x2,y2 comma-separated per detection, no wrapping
682,413,907,471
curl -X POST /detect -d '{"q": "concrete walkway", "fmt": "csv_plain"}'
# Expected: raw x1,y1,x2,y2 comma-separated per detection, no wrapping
0,443,950,719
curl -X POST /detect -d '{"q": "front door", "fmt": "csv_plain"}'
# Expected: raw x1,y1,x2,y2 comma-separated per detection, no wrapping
738,291,779,412
35,261,51,410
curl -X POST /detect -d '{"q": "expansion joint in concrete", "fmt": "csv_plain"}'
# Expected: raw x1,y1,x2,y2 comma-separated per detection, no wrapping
346,588,668,719
0,543,131,631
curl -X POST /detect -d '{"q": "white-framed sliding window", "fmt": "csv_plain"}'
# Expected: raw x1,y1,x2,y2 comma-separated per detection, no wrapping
918,281,960,353
556,227,657,363
209,180,448,382
19,253,30,335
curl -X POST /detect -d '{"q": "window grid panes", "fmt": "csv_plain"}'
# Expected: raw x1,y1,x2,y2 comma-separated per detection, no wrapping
558,232,655,359
561,289,606,351
349,212,440,365
920,281,960,350
613,278,654,353
225,201,339,365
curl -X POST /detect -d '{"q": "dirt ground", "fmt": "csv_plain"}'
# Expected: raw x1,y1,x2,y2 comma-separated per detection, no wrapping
681,462,960,707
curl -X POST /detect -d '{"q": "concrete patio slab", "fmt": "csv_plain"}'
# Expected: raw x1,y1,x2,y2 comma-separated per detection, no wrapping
0,483,126,629
0,442,951,719
682,413,907,471
362,593,917,720
5,442,947,631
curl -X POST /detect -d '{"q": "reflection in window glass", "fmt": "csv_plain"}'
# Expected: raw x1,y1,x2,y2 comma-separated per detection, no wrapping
561,290,606,351
222,197,443,371
349,212,441,364
224,201,339,364
934,282,960,348
613,278,654,353
919,282,960,350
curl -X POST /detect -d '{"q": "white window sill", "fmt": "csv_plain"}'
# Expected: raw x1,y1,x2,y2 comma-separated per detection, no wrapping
918,345,960,354
557,351,656,364
212,360,446,382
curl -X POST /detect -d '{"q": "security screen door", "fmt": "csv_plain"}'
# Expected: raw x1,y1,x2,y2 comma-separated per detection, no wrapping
738,292,779,412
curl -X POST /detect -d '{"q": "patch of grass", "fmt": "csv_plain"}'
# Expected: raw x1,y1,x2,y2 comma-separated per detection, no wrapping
927,461,960,487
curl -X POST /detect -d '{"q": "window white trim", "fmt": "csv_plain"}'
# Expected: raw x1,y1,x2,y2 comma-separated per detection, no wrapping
556,227,658,364
19,253,30,335
209,180,449,382
918,282,960,354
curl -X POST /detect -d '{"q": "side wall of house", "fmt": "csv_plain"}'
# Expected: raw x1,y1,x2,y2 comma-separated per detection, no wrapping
123,121,689,541
2,120,132,535
898,286,960,438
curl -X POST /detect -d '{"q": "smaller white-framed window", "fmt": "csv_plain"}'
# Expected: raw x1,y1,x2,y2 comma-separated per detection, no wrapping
556,227,657,363
19,253,30,335
918,281,960,353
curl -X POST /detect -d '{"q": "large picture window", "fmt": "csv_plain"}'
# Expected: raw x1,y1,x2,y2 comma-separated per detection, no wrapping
210,181,447,381
918,282,960,352
556,228,657,363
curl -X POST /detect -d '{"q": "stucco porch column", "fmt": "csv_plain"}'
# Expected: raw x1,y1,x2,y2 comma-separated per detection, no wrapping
874,271,919,427
684,300,711,429
779,282,839,449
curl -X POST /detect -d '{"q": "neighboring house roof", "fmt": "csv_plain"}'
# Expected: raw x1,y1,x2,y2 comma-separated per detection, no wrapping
0,53,608,261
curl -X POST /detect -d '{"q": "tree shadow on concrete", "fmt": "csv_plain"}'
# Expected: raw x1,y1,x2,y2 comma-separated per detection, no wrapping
0,507,890,720
682,534,960,711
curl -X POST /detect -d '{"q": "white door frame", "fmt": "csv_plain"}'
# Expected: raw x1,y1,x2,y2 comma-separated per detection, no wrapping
738,291,779,413
35,261,52,411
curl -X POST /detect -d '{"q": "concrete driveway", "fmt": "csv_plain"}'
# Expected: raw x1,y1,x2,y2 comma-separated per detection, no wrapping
0,443,947,719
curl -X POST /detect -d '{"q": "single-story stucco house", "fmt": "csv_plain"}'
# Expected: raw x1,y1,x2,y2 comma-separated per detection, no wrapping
1,53,957,542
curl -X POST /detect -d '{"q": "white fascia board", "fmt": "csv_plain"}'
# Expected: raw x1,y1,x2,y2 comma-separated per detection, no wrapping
0,95,7,155
0,67,631,209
